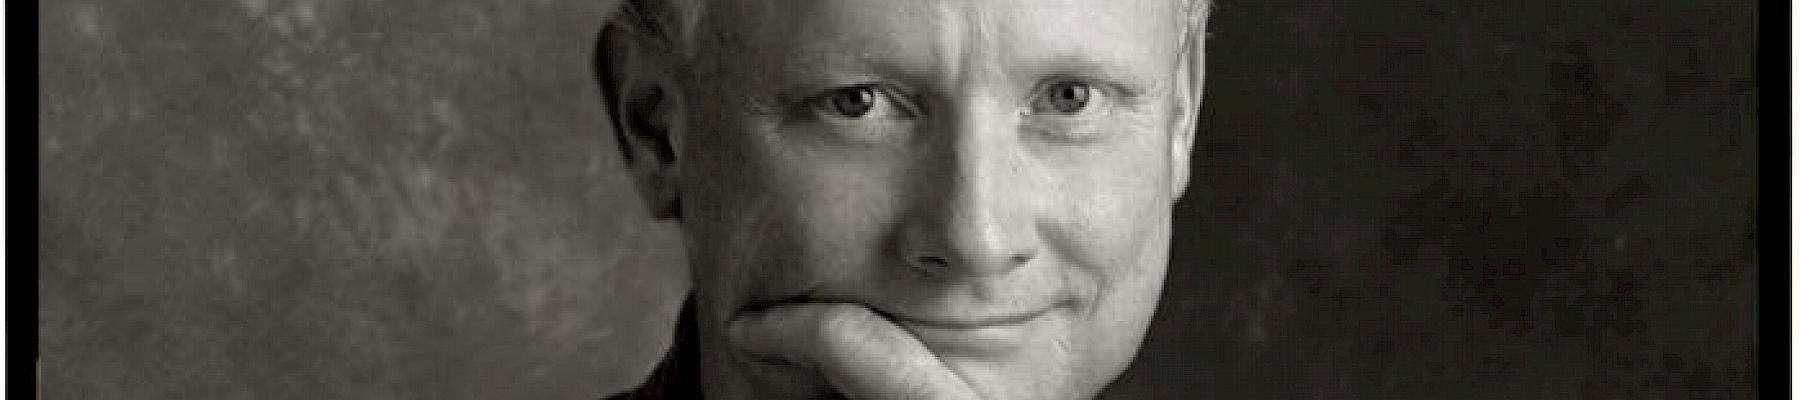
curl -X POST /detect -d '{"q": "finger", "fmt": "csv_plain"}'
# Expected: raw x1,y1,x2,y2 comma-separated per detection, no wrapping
729,303,985,400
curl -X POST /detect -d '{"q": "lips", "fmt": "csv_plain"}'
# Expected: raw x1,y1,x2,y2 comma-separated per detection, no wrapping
881,301,1072,357
887,306,1054,329
745,292,1079,357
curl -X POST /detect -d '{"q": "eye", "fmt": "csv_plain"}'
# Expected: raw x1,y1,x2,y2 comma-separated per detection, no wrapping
1033,81,1098,114
808,84,912,120
825,86,875,117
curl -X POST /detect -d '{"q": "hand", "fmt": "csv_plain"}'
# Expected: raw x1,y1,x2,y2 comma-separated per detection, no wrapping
729,303,986,400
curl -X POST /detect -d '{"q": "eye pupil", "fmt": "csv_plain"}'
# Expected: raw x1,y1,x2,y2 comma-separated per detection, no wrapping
828,86,877,118
1049,83,1091,113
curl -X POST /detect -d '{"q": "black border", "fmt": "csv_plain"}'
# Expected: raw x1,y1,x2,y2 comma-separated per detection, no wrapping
1758,0,1792,397
12,1,42,398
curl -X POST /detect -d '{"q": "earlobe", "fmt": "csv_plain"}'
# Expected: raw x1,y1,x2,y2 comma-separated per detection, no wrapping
597,24,684,220
636,162,683,219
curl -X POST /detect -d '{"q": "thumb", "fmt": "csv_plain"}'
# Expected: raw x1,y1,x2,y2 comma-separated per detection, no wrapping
728,302,985,400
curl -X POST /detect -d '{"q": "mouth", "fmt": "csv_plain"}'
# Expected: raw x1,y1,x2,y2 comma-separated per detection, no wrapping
745,294,1077,357
878,301,1074,357
884,306,1054,329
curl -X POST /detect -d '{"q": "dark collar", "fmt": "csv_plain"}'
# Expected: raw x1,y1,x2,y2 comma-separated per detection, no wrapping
606,297,702,399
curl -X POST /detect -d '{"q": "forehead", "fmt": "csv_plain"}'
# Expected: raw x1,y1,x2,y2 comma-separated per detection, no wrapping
694,0,1188,83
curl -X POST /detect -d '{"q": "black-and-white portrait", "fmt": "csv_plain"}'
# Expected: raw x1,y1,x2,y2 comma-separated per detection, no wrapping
38,0,1761,398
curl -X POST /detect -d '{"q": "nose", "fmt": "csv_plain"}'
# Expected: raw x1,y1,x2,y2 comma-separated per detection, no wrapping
900,104,1042,279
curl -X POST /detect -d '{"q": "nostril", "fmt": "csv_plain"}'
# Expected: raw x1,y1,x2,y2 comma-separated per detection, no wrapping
1008,253,1034,264
916,255,949,267
908,251,1035,277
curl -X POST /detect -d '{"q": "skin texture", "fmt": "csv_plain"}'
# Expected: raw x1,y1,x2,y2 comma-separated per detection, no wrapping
605,0,1205,398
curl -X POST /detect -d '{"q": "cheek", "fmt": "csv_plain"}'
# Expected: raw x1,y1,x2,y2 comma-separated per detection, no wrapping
1063,179,1171,326
771,155,908,283
1047,133,1174,347
678,113,813,305
683,122,909,301
1045,132,1176,276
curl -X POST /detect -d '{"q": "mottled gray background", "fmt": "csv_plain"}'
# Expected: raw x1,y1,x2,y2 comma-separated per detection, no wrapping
38,0,1757,399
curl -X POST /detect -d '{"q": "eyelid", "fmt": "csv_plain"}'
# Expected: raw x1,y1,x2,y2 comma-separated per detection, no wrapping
804,82,922,119
1027,78,1117,115
1044,71,1149,95
874,83,924,117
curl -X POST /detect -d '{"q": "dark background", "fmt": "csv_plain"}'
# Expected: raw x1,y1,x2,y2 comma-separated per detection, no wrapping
38,0,1758,399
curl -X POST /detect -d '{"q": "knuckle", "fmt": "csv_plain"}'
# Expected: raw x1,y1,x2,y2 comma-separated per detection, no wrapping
814,304,862,335
812,304,879,359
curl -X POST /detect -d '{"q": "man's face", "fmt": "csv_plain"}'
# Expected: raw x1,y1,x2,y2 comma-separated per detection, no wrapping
668,0,1199,398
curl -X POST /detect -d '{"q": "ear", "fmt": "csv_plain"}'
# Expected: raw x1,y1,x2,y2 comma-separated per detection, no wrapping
1169,28,1206,201
596,22,683,220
